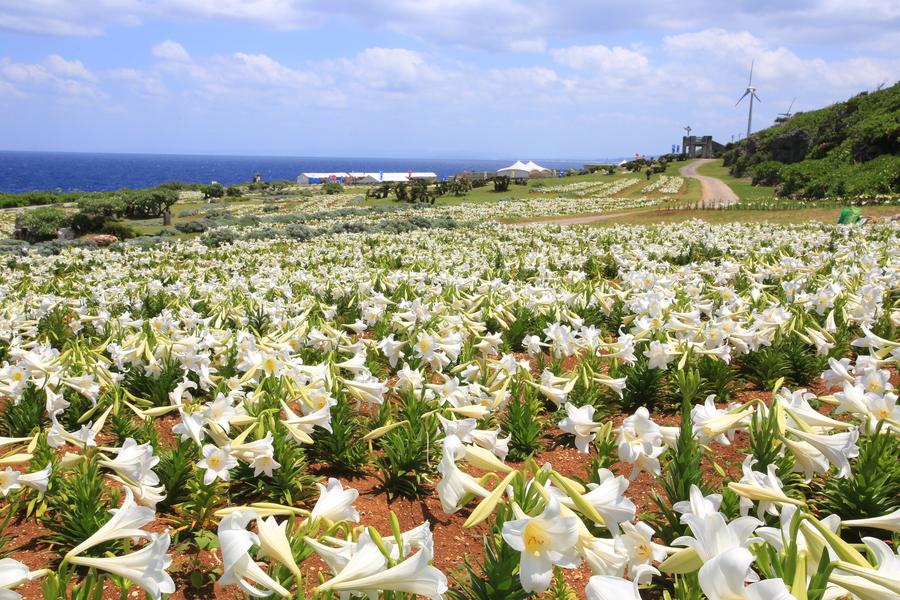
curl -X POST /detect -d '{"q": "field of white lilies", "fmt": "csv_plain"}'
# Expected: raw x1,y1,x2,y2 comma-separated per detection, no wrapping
0,217,898,600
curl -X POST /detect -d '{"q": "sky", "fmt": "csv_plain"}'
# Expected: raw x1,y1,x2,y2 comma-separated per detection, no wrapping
0,1,898,160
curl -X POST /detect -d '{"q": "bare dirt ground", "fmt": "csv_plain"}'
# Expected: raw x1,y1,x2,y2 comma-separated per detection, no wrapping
679,159,739,208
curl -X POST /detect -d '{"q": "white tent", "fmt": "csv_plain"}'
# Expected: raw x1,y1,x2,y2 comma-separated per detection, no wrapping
496,160,531,178
522,160,551,175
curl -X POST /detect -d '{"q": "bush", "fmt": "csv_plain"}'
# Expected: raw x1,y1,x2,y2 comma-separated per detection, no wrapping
0,191,78,209
201,229,236,247
749,160,783,186
203,183,225,199
225,186,242,197
175,220,208,233
99,222,138,240
322,182,343,195
69,211,107,235
284,224,315,240
76,196,127,218
18,207,70,242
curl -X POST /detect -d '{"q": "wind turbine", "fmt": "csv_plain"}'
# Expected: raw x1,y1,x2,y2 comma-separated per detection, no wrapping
736,61,761,140
779,97,796,119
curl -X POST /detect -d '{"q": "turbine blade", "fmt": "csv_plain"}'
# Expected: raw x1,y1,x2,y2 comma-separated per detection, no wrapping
736,90,750,106
748,60,754,85
753,92,761,103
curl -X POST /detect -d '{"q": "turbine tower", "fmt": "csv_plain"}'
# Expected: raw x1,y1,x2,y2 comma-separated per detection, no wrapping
736,61,761,140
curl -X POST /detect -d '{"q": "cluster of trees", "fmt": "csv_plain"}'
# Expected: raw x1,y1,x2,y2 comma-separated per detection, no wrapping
13,188,179,243
364,174,520,203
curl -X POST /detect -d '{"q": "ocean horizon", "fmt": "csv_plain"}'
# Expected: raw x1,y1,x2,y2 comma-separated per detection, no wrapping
0,150,622,194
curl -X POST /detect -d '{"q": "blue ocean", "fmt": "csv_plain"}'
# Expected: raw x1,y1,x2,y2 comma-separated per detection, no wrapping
0,151,604,193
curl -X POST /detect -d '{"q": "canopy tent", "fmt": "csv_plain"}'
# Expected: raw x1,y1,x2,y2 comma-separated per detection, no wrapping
496,160,532,178
522,160,551,175
497,160,551,178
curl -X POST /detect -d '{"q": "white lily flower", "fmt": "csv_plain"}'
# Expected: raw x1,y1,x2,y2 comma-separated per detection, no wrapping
0,557,48,596
320,546,447,600
256,516,301,578
615,521,667,573
698,548,795,600
99,438,160,488
617,407,664,480
585,564,658,600
69,532,175,600
786,427,858,478
843,508,900,533
67,487,155,558
673,511,762,563
691,396,748,445
436,445,489,514
310,478,360,523
217,511,289,597
559,402,602,453
732,458,795,519
471,428,510,461
501,496,581,593
197,443,237,485
315,532,386,589
342,377,388,406
673,485,722,519
552,469,636,534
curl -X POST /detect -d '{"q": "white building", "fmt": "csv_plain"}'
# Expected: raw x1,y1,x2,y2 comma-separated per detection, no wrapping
297,171,438,185
297,172,349,184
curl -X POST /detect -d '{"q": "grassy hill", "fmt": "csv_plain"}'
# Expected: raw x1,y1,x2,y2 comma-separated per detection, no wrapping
722,82,899,200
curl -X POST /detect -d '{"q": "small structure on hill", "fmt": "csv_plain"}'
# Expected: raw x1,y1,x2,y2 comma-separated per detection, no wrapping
682,135,725,159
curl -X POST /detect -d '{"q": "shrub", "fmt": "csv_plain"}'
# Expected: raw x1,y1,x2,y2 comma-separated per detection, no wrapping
99,222,137,239
203,183,225,199
322,182,343,195
225,186,242,197
201,228,236,247
18,206,70,242
284,224,316,240
176,220,208,233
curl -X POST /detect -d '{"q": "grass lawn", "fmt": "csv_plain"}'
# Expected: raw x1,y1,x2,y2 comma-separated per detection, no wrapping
582,204,899,227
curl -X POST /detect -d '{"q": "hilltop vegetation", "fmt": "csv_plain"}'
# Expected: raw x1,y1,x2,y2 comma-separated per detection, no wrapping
723,81,899,199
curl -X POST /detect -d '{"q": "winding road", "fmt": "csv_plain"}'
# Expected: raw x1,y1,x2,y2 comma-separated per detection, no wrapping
679,158,739,208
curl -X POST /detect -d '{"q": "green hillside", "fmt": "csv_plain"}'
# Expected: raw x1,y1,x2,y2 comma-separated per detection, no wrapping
723,82,899,200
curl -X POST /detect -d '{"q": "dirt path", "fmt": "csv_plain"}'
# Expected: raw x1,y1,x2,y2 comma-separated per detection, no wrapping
517,209,651,226
680,158,739,207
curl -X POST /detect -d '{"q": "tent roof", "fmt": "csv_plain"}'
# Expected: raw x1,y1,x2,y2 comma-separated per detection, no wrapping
302,172,349,178
522,160,549,172
497,160,529,172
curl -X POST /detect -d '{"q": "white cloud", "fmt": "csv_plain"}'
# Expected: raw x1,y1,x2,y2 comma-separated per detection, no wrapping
0,55,101,98
344,48,435,92
508,38,547,53
551,44,649,73
152,40,191,62
108,67,166,95
663,28,896,93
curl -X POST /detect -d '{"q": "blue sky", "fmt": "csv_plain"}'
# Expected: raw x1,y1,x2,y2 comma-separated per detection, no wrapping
1,1,897,159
